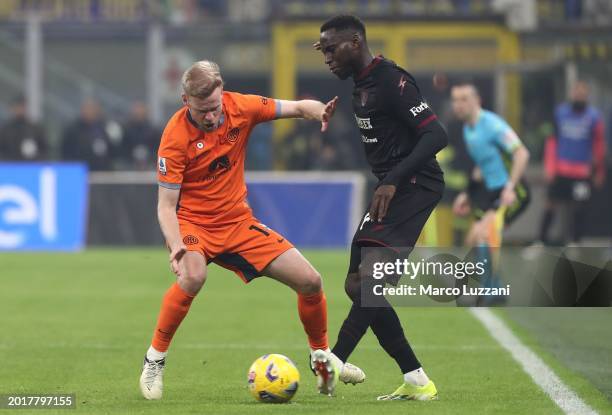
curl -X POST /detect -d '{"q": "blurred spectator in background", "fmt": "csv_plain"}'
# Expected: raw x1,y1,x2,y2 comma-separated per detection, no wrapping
0,96,48,161
61,99,120,171
245,122,273,170
537,80,607,245
281,110,360,171
120,101,160,170
282,119,324,170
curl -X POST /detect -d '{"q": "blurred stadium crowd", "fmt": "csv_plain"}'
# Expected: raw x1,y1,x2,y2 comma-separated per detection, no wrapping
1,0,611,172
1,0,612,245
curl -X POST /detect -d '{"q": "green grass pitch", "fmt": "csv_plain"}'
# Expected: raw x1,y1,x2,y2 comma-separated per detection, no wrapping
1,249,610,414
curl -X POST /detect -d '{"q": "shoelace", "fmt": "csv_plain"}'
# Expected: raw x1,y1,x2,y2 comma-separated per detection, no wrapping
143,360,164,383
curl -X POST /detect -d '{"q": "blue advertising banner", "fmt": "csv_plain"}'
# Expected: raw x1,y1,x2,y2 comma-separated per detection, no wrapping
0,163,88,251
245,173,365,247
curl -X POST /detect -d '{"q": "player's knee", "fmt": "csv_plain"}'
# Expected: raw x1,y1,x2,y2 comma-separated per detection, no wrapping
296,268,322,294
344,273,361,302
180,267,207,293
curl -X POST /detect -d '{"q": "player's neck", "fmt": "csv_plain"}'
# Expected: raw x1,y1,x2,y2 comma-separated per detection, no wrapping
353,50,375,77
467,108,481,126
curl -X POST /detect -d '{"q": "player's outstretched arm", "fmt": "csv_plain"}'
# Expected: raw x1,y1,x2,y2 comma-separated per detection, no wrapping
276,97,338,132
158,186,187,276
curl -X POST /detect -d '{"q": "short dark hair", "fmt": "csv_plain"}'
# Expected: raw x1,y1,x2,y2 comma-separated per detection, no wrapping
452,79,479,95
320,15,366,39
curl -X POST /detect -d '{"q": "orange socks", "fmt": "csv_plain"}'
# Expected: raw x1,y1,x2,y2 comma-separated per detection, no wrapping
151,282,195,352
151,284,327,352
297,290,328,350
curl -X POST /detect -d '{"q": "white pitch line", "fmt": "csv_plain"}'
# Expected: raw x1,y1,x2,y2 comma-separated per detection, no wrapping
470,308,598,415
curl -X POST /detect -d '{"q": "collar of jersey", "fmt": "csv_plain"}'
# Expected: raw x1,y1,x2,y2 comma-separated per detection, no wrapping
355,55,383,81
467,109,484,130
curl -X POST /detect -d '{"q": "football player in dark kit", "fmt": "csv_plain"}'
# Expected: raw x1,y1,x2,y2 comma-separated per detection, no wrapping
315,15,447,401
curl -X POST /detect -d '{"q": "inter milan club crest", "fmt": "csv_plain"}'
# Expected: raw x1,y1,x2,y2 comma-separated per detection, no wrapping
221,127,240,144
360,90,368,107
227,127,240,143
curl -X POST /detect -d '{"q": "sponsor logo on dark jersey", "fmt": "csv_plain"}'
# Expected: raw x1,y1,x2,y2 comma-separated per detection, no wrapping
361,135,378,143
355,115,373,129
409,102,429,117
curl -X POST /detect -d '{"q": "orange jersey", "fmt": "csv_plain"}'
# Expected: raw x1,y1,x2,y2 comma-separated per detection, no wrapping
157,91,278,226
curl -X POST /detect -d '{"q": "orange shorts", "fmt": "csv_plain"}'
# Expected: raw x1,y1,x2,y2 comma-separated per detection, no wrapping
178,217,294,283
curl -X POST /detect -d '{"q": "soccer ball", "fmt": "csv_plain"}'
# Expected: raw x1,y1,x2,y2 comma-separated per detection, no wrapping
247,354,300,403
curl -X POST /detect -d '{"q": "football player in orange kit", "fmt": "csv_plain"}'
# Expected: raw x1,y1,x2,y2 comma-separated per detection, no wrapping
139,60,364,400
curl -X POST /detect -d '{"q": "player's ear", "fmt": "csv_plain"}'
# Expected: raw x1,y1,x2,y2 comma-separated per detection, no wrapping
181,94,188,106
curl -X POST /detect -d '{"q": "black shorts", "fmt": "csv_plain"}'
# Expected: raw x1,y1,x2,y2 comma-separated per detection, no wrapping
348,183,442,274
469,180,530,226
548,176,592,202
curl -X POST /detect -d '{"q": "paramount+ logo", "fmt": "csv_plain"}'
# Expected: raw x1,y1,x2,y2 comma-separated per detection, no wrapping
409,101,429,117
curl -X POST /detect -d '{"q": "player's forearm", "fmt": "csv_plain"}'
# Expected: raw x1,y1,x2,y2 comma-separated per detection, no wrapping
295,100,326,121
158,206,183,249
507,146,529,188
381,120,448,186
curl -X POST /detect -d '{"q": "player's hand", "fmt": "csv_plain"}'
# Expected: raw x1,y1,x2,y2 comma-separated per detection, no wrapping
313,41,321,51
500,184,516,207
320,96,338,132
452,192,471,216
370,184,396,223
169,243,187,277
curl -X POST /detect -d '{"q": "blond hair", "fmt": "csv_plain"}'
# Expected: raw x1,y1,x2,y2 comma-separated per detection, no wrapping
181,60,223,98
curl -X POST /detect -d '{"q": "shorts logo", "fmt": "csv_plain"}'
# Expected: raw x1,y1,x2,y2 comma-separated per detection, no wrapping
226,127,240,143
261,97,268,105
158,157,167,175
196,142,204,149
183,235,199,245
359,212,372,231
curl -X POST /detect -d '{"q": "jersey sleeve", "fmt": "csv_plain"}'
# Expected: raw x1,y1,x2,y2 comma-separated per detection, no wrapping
241,94,279,125
380,68,438,131
491,115,521,154
157,128,188,189
377,67,448,186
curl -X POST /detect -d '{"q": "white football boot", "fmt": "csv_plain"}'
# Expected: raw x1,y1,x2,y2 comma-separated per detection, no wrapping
311,349,339,396
329,352,366,385
139,356,165,400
